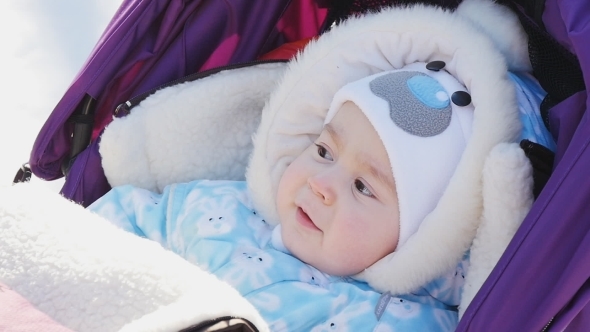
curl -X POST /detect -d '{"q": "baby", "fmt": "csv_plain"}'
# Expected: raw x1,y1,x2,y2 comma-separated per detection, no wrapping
89,63,492,331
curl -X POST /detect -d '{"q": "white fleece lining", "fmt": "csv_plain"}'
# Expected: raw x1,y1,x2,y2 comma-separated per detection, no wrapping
0,183,270,332
100,62,287,193
458,143,533,317
246,0,530,295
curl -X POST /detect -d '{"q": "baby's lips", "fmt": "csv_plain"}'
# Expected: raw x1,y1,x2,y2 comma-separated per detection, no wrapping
295,205,319,231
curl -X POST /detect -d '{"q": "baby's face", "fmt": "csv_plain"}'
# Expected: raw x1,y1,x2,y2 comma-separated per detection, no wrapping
276,102,400,276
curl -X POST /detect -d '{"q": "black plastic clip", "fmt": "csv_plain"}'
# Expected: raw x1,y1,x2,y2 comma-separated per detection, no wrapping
12,163,32,184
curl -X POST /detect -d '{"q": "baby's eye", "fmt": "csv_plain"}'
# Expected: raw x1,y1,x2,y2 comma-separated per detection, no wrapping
355,179,374,198
315,144,333,161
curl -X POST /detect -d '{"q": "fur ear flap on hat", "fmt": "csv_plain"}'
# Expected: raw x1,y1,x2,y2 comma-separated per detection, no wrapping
459,142,533,316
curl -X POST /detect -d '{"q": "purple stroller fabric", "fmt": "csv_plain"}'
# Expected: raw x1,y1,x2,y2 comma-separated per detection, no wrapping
28,0,327,206
457,0,590,330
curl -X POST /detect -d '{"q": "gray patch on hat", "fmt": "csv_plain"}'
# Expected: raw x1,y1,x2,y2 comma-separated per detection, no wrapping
369,71,452,137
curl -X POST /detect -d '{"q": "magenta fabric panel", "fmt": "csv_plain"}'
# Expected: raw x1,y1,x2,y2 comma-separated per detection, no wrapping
275,0,328,45
195,1,301,71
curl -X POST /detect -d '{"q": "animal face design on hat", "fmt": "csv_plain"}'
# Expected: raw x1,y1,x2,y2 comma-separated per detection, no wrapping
370,71,453,137
324,61,475,249
369,62,473,138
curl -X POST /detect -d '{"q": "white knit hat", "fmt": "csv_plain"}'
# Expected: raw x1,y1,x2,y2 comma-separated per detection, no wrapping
324,62,475,249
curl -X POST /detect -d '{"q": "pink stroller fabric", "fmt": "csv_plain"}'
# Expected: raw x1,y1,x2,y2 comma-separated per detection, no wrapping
0,282,73,332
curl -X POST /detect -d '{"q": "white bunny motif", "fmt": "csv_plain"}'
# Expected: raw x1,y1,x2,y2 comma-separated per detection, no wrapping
193,195,238,237
220,246,274,292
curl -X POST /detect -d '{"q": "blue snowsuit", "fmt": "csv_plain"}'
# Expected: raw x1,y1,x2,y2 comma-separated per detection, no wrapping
89,180,466,331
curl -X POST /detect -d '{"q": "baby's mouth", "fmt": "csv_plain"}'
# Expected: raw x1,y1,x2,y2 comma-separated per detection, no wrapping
296,207,321,231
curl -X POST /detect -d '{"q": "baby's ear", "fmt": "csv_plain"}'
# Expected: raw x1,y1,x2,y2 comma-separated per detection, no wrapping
459,142,534,317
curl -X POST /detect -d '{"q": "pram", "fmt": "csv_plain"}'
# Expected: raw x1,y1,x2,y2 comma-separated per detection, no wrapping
4,0,590,331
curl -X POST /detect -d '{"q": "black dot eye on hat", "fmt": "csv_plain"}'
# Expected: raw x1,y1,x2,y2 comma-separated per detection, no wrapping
426,61,446,72
451,91,472,106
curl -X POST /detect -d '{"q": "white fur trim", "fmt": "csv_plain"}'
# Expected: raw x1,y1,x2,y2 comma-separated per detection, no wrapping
247,2,528,294
101,62,286,192
456,0,531,72
458,143,533,317
0,183,269,332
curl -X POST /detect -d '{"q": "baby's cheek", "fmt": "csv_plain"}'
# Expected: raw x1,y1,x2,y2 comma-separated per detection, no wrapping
338,215,367,239
336,218,391,266
327,225,366,265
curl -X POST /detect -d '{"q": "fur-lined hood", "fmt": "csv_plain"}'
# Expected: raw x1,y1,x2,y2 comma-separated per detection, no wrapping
245,0,530,295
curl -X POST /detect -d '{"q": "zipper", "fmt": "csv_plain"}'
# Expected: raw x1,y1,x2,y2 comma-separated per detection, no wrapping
114,59,288,117
541,316,554,332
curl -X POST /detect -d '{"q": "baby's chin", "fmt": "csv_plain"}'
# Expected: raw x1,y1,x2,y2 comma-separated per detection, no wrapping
281,224,365,276
316,261,365,276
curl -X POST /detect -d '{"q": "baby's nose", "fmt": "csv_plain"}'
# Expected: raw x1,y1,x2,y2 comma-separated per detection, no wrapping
308,175,336,205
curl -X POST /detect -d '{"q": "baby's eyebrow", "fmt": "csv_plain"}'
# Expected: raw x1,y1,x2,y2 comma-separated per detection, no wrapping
324,123,343,151
361,156,396,197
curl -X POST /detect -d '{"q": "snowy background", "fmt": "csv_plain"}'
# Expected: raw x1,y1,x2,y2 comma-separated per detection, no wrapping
1,0,121,191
